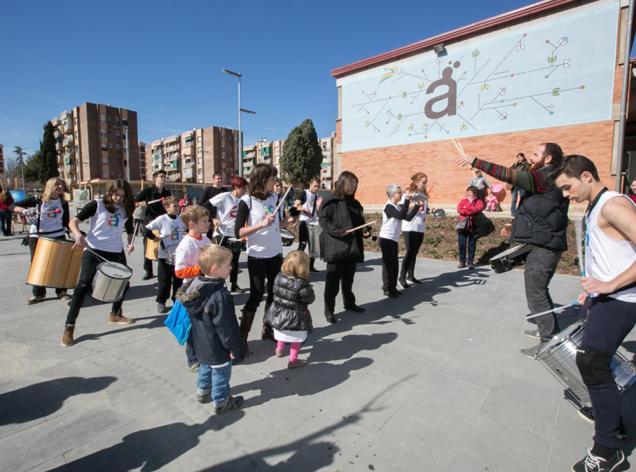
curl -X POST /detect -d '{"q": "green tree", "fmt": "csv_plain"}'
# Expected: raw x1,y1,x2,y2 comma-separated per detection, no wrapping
39,121,59,183
280,119,322,186
24,151,42,184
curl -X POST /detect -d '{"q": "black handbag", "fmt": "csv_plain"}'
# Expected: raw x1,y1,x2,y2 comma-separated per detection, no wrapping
473,212,495,238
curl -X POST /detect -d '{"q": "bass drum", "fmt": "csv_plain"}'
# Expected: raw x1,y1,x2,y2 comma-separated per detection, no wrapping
27,238,83,289
145,230,161,261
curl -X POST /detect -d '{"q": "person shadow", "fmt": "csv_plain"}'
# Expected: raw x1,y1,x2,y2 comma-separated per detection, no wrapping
48,411,245,471
72,314,167,345
0,376,116,425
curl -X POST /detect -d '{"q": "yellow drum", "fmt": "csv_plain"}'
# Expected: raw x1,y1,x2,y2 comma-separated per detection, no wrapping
145,230,161,261
27,237,83,289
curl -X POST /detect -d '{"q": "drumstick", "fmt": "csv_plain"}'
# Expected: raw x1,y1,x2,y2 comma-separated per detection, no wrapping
273,186,293,217
345,220,376,234
524,301,579,321
84,246,111,263
147,197,165,205
451,138,465,155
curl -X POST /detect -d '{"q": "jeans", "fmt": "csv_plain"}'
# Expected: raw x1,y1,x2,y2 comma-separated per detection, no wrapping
29,236,67,298
379,237,399,292
157,258,182,304
324,259,357,312
523,245,561,338
457,231,476,264
579,296,636,449
197,361,232,406
244,254,283,313
0,210,11,235
65,248,129,326
400,231,424,280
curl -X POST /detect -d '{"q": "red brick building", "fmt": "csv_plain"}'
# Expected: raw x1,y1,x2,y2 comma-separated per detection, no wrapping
332,0,635,208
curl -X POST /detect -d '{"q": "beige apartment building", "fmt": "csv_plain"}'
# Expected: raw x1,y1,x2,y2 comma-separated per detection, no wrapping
319,133,335,189
242,144,256,176
52,103,141,186
147,126,239,185
138,141,147,181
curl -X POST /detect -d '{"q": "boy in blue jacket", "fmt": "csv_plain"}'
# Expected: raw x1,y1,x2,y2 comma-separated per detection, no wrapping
179,244,244,414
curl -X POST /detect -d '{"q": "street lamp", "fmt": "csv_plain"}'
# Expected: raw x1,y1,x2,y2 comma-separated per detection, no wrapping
222,69,256,177
13,146,28,191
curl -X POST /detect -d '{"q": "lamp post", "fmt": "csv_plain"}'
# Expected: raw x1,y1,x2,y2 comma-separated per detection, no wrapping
222,69,256,177
13,146,28,191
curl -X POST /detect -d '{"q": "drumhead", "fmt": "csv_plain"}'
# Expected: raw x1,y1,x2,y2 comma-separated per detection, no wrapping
538,320,585,355
98,262,132,279
490,244,528,261
281,229,294,240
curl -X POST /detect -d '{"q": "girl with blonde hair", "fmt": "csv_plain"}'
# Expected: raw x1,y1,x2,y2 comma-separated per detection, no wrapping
398,172,429,288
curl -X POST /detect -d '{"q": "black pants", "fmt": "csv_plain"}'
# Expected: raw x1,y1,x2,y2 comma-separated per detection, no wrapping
324,259,358,312
400,231,424,280
297,221,316,268
157,258,183,304
244,254,283,313
524,245,561,338
142,236,154,275
220,238,241,286
65,249,129,326
0,210,11,235
379,237,399,292
28,236,66,298
579,296,636,449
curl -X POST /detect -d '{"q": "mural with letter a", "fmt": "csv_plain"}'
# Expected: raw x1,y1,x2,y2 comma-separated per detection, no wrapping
338,0,619,152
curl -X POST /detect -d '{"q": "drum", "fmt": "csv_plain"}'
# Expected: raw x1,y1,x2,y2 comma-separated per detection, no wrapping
165,246,177,265
308,222,322,259
537,320,636,408
27,238,83,289
226,237,246,253
91,262,132,303
145,230,161,261
489,243,530,273
281,229,295,247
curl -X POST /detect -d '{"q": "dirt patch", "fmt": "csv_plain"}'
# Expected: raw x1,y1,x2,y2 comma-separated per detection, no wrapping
362,212,580,276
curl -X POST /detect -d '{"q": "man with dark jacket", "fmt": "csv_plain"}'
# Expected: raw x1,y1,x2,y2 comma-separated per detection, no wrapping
135,170,171,279
457,143,569,357
180,245,244,414
318,171,368,324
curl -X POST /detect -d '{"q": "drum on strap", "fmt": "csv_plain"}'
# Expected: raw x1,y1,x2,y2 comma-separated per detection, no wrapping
281,229,295,247
537,320,636,409
489,243,530,273
145,230,161,261
27,237,83,289
91,262,133,303
226,237,246,253
308,222,322,259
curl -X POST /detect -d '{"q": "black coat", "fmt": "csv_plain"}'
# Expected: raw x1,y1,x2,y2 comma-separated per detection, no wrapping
179,276,243,364
134,186,171,222
265,273,314,331
318,195,365,263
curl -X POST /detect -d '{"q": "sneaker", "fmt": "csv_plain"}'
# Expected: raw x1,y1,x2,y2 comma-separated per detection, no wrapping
275,348,285,358
397,279,409,290
524,329,541,339
457,262,466,269
157,303,167,314
288,359,308,369
383,290,399,298
58,292,72,304
324,311,337,324
406,277,422,284
27,295,44,305
571,448,626,472
230,284,248,294
214,395,244,414
345,304,366,313
197,392,211,404
189,363,200,373
108,311,134,325
61,326,74,347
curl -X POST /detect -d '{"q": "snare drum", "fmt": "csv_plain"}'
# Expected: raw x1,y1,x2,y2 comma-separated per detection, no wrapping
226,237,246,253
489,243,530,273
145,230,161,261
537,320,636,408
27,238,83,289
281,229,295,247
91,262,133,303
308,222,322,259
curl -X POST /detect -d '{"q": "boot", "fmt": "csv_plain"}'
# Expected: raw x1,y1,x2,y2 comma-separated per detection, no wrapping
239,310,255,357
261,304,274,341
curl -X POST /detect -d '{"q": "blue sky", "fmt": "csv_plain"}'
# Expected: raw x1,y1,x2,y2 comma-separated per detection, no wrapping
0,0,533,161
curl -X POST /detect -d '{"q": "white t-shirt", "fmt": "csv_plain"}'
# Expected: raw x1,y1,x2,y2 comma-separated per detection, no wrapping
240,193,283,259
401,196,427,233
29,199,65,238
146,214,186,259
175,234,212,280
86,199,129,253
210,191,240,237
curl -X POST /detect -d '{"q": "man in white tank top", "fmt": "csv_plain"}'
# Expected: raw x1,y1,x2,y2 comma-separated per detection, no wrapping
553,155,636,472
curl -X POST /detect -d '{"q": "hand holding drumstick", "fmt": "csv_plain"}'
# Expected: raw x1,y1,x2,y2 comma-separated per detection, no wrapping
345,221,376,234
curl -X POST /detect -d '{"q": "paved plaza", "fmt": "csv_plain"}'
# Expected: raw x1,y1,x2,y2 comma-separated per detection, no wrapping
1,234,635,471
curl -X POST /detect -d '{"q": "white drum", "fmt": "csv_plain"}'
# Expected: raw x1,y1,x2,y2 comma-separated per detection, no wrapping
92,262,132,303
308,222,322,259
281,229,294,247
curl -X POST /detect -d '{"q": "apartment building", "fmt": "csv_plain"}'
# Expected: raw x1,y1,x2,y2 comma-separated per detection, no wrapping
52,103,141,186
242,144,256,176
272,139,284,175
319,133,335,189
255,140,272,165
139,142,147,181
147,126,239,185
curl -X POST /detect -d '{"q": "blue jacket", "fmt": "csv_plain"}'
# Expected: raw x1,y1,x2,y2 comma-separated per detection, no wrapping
179,276,243,364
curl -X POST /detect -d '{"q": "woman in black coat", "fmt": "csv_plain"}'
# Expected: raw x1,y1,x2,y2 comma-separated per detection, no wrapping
318,171,368,324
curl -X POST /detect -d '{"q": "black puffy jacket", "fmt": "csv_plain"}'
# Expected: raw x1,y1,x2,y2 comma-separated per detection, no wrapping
265,273,315,331
318,195,366,263
179,276,243,364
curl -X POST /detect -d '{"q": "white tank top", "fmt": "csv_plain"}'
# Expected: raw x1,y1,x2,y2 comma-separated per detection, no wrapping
299,189,319,223
585,190,636,303
379,201,402,242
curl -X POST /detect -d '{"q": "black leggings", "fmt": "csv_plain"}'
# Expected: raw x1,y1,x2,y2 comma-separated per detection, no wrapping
379,237,399,292
400,231,424,280
28,236,67,298
244,254,282,313
157,258,183,304
220,238,241,285
297,221,315,267
65,249,129,326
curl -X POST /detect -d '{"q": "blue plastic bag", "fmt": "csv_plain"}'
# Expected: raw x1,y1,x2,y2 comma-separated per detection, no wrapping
164,300,191,345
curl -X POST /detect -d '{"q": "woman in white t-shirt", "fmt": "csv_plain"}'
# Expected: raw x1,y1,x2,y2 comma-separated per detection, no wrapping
61,179,136,347
399,172,429,288
234,164,290,353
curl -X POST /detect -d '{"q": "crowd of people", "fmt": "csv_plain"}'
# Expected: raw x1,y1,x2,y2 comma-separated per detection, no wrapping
9,143,636,472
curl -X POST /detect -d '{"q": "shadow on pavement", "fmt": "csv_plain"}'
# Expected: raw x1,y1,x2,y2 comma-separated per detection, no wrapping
0,376,116,425
72,314,166,344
